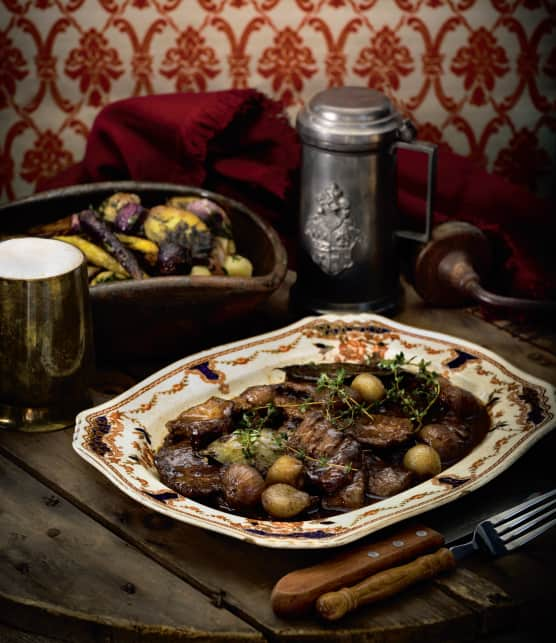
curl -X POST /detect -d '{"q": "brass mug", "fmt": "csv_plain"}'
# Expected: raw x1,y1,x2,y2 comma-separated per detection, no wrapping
0,237,94,432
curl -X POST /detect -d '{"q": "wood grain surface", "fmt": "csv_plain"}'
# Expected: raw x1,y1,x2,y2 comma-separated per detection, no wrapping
0,454,261,642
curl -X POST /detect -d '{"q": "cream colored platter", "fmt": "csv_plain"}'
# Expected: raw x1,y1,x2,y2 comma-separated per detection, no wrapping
73,314,556,549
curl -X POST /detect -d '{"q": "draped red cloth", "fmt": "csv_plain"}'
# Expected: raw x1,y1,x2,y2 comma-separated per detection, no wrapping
37,89,556,302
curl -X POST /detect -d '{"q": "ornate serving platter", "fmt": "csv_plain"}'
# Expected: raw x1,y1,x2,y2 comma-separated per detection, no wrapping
73,314,556,549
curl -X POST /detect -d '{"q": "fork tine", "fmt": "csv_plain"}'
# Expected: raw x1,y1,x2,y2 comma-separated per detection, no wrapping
498,505,556,542
502,515,556,551
489,489,556,526
496,496,556,537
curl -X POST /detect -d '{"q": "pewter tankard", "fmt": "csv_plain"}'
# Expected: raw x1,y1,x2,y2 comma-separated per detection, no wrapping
294,86,437,314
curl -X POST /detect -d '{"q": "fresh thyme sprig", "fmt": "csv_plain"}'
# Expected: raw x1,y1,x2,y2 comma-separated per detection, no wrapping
316,368,363,427
316,367,348,396
237,425,260,462
377,352,440,429
236,402,279,461
315,368,376,427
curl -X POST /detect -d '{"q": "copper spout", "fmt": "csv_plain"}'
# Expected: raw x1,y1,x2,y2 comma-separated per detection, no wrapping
412,221,556,313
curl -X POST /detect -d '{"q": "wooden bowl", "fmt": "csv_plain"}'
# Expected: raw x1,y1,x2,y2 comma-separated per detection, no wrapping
0,182,288,359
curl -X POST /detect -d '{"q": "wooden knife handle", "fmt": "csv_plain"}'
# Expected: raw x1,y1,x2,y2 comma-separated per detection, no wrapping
316,547,457,621
271,524,444,617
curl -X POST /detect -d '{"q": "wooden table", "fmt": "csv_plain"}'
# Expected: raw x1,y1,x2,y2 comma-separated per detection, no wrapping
1,279,555,643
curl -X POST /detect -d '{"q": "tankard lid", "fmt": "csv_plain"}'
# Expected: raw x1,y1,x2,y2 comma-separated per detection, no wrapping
296,86,406,151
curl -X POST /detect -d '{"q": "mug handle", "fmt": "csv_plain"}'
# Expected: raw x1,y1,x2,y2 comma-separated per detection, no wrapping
391,140,437,243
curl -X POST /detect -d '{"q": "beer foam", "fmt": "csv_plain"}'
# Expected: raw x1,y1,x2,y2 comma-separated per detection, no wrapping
0,237,84,279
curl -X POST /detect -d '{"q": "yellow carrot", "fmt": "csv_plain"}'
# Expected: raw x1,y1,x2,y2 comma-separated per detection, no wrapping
54,235,128,277
115,233,159,265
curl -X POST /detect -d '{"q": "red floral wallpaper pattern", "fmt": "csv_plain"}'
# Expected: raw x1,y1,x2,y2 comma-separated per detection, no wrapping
1,0,555,203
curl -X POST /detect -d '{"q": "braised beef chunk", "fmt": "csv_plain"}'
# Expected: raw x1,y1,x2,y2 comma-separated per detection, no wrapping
305,443,361,495
274,381,316,401
322,469,366,512
233,382,315,419
289,411,361,493
233,385,276,412
164,397,233,449
425,378,490,460
419,421,473,463
288,411,342,456
279,415,303,434
366,455,414,497
350,415,413,448
442,380,492,449
436,378,483,420
155,443,222,499
274,382,317,419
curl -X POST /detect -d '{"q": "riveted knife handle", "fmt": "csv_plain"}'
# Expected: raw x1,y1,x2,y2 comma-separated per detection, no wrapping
316,547,457,621
271,524,444,617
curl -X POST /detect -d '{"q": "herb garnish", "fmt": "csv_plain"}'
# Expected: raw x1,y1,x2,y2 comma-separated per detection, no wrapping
377,353,440,429
315,368,374,427
236,403,279,461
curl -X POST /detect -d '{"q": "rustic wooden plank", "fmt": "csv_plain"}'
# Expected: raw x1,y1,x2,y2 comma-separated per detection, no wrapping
462,529,556,639
0,429,484,643
0,454,262,643
433,568,514,635
0,623,64,643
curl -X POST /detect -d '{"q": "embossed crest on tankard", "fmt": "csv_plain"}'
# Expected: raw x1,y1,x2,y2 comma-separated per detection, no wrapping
295,86,437,314
305,183,359,276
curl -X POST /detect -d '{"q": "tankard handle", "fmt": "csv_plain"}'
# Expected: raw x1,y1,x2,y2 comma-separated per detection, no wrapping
391,140,437,243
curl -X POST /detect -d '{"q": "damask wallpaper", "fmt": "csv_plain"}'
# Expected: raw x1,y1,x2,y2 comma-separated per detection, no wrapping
1,0,555,203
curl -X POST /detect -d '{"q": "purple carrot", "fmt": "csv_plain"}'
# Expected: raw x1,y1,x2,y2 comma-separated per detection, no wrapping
78,209,144,279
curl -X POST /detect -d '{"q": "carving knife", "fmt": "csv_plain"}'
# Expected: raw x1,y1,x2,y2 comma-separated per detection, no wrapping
271,488,556,619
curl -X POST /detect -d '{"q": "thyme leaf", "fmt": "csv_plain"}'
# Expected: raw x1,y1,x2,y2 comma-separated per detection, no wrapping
377,352,440,429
